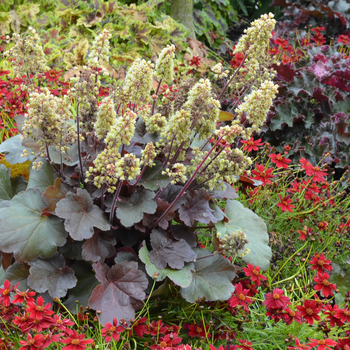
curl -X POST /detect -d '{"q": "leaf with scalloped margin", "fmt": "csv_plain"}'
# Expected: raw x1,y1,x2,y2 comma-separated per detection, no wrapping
0,188,67,263
0,135,35,164
215,200,271,270
149,229,196,269
89,261,148,324
139,243,193,288
27,252,77,298
55,188,110,241
180,248,236,302
140,161,171,191
82,230,116,262
115,189,157,227
0,164,13,201
27,159,57,192
43,178,70,214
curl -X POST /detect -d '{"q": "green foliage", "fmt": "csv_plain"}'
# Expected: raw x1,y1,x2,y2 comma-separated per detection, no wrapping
0,0,189,68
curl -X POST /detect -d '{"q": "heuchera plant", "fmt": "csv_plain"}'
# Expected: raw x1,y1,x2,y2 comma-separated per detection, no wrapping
0,14,278,326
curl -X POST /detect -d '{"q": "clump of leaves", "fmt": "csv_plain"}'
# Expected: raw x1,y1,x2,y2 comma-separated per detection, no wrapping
257,31,350,179
0,14,277,326
0,0,189,69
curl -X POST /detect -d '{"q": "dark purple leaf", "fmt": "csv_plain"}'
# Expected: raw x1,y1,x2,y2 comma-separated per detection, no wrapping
82,229,116,262
179,190,217,226
89,261,148,324
149,229,196,269
27,252,77,298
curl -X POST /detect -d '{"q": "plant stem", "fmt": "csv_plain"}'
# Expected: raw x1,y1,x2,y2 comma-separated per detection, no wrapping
218,53,247,101
109,180,123,224
151,78,162,116
130,165,147,194
146,137,223,235
45,144,62,177
76,103,85,186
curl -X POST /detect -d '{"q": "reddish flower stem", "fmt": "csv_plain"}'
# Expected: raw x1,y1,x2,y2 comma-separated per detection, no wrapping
146,137,223,235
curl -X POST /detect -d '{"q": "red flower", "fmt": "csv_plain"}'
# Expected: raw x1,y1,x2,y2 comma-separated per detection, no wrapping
317,221,328,231
26,296,54,319
269,153,291,169
40,332,61,349
287,338,311,350
334,307,350,323
61,330,94,350
187,322,210,338
19,334,44,350
310,253,332,274
312,33,326,46
308,338,337,350
0,69,10,76
189,56,201,67
12,288,36,304
129,316,147,337
324,304,344,327
305,190,321,204
0,279,16,307
242,263,267,287
277,194,295,213
338,35,350,45
240,279,258,297
150,333,183,350
296,299,321,325
313,271,336,297
145,319,168,336
251,164,274,186
44,69,63,82
52,314,75,335
266,307,284,323
101,317,124,342
241,137,263,152
301,38,312,47
228,282,252,311
236,339,254,350
282,307,303,325
263,288,291,310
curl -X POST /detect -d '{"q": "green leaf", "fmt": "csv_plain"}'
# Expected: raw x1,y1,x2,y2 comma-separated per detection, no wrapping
180,249,236,302
270,102,298,131
215,200,271,270
49,143,80,166
0,164,13,201
140,161,171,191
27,252,77,298
0,188,67,262
5,262,30,291
139,243,193,288
27,159,58,192
55,188,110,241
0,135,35,164
115,189,157,227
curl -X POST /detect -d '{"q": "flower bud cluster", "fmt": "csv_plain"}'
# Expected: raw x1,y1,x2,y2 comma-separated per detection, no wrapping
87,29,111,75
236,80,279,137
116,154,141,181
141,142,157,167
183,79,220,140
211,63,229,80
216,125,243,144
231,14,276,90
4,28,49,79
155,44,176,83
123,58,154,105
163,163,187,184
160,109,191,160
143,113,167,134
86,147,121,192
69,66,100,131
22,88,75,153
217,230,249,258
95,97,117,140
105,108,137,148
